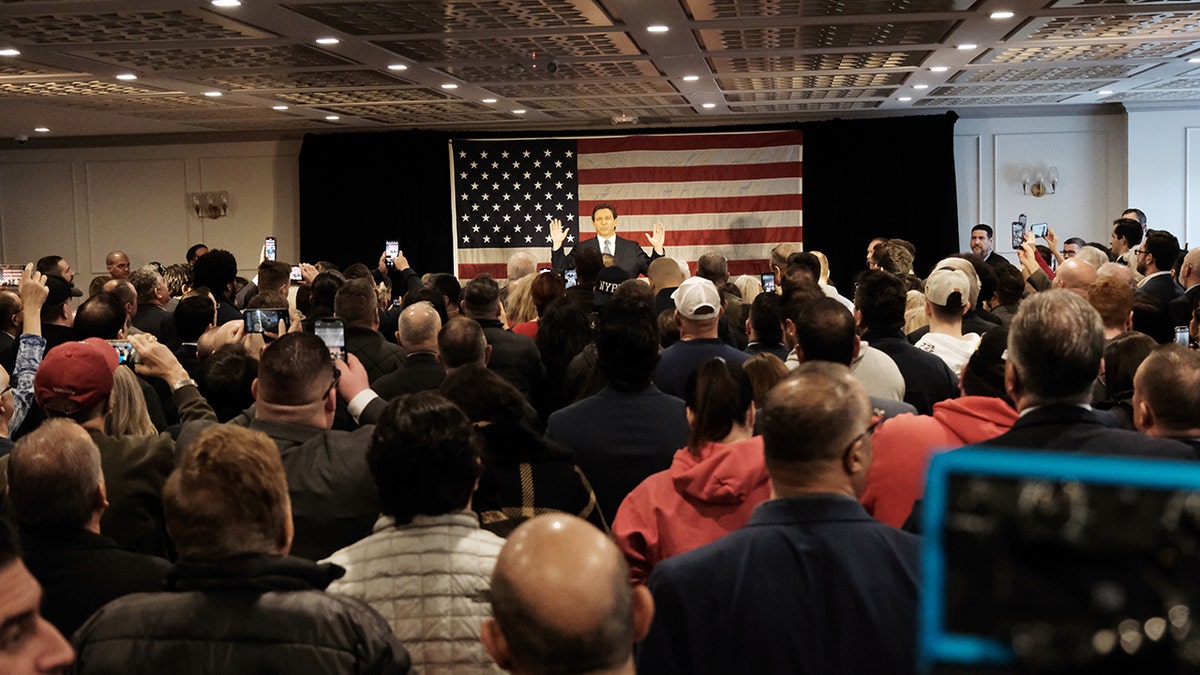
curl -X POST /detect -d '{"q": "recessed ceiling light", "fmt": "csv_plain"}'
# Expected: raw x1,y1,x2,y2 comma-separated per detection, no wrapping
211,0,241,6
315,37,340,45
898,96,913,102
33,127,49,133
1098,90,1114,96
957,44,977,50
272,105,289,111
387,64,408,71
441,83,459,90
1189,57,1200,64
115,73,138,81
682,75,700,82
702,102,717,109
990,11,1015,19
913,84,929,90
512,109,526,114
325,115,340,121
647,25,669,33
203,91,222,97
930,66,949,73
482,98,497,103
0,48,19,57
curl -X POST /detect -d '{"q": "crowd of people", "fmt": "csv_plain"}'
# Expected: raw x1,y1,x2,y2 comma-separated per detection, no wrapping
2,200,1200,674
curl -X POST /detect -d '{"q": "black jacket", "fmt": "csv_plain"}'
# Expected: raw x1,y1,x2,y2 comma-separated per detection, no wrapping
73,554,414,674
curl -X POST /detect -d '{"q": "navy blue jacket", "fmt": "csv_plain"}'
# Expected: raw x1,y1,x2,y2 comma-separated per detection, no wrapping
638,495,921,675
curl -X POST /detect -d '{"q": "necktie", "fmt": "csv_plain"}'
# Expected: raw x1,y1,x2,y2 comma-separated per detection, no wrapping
604,240,613,256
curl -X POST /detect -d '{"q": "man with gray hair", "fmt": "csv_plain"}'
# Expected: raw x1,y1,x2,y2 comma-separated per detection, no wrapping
975,289,1192,458
130,264,177,345
373,301,446,399
637,362,920,674
72,425,414,674
501,252,538,307
6,419,169,637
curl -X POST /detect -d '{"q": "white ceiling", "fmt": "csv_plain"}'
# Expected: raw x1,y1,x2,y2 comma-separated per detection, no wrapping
1,0,1200,144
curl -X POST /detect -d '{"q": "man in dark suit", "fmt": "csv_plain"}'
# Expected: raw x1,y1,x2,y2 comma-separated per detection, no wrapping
1135,229,1184,305
459,274,543,398
335,278,406,384
546,295,689,522
975,289,1192,459
130,265,178,347
372,301,446,400
7,419,170,638
1168,247,1200,327
854,270,958,415
637,361,921,674
0,289,20,355
970,224,1012,268
550,203,666,278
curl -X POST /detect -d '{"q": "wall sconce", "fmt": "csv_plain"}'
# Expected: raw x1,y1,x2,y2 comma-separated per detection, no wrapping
188,191,229,219
1020,167,1059,197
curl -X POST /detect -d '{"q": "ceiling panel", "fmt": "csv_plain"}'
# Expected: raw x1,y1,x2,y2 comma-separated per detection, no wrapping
0,0,1197,141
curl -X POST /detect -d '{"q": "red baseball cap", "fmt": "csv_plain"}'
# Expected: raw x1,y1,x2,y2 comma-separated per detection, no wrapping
34,338,120,414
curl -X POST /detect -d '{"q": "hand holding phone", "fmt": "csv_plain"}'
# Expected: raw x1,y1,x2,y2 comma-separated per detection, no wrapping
314,317,347,361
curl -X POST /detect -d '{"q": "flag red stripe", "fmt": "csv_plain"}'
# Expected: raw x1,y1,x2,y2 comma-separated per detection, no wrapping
459,258,787,283
578,161,801,185
580,194,801,216
579,130,803,154
578,226,800,247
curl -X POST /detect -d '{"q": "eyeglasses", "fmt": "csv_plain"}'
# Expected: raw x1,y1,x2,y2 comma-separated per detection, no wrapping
1132,247,1144,256
844,409,885,453
1061,249,1076,257
0,386,11,397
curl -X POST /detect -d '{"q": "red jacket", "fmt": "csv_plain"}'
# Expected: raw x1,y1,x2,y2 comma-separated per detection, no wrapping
613,436,771,585
861,396,1018,527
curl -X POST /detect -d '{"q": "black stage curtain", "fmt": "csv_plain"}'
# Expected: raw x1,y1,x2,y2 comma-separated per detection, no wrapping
299,114,959,289
299,130,455,274
802,112,960,294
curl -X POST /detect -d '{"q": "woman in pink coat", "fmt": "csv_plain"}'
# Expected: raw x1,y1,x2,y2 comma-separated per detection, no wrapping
613,358,771,585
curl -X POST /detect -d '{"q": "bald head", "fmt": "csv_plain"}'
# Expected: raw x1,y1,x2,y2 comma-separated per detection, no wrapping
105,250,131,280
1096,261,1135,288
397,301,441,352
1180,247,1200,290
484,514,653,674
1051,258,1098,297
647,257,684,293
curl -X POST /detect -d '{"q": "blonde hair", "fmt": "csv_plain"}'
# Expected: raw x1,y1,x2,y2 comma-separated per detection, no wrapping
105,365,157,436
811,251,830,286
505,273,539,326
904,290,930,335
732,274,763,300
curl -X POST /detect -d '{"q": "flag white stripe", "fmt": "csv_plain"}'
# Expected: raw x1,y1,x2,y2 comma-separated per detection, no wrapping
579,145,801,169
579,177,801,202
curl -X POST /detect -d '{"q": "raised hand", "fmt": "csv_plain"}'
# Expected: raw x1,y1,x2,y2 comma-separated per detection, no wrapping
549,218,566,250
646,222,666,254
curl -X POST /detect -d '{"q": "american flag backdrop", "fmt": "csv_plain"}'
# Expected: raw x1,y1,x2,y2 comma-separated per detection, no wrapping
452,130,803,280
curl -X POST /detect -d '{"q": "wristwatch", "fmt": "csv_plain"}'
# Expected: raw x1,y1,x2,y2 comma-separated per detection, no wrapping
171,378,198,392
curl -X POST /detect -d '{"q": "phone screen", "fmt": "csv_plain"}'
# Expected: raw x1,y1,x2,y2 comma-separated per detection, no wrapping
315,318,346,361
290,265,302,282
1011,222,1025,249
245,308,289,335
1031,223,1048,238
0,264,23,286
264,237,276,261
385,240,399,259
761,272,776,294
1177,326,1190,347
106,340,139,365
564,269,578,288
